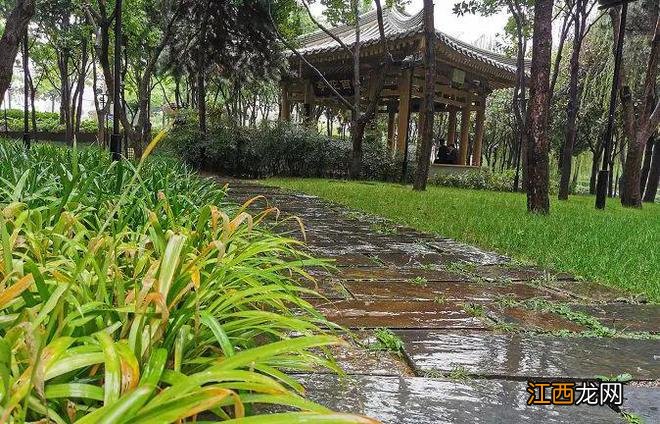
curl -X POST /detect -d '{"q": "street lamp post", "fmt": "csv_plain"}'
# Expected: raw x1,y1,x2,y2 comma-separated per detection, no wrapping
3,92,7,132
513,131,523,192
22,29,30,149
98,90,109,147
595,0,636,209
110,0,123,161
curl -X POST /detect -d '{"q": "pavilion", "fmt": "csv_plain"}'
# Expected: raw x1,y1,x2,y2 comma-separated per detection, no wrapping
280,8,524,167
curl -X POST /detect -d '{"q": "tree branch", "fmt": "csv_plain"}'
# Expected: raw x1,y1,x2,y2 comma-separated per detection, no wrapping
267,1,355,112
300,0,353,57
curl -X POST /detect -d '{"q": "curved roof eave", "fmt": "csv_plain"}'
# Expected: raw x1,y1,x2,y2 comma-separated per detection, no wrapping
288,8,529,85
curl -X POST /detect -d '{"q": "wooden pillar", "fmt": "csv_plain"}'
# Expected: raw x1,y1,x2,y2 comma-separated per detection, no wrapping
396,69,412,153
387,104,396,151
447,108,457,146
303,80,315,128
472,101,486,166
458,108,471,165
280,83,290,121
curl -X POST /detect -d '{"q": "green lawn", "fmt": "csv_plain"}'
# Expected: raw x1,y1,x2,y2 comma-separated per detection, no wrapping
266,178,660,302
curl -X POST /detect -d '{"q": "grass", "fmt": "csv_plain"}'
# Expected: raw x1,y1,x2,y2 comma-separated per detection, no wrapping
266,178,660,302
0,141,372,423
367,328,404,355
408,276,428,286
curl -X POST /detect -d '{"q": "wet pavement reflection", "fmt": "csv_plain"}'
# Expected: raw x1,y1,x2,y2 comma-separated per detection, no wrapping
217,178,658,423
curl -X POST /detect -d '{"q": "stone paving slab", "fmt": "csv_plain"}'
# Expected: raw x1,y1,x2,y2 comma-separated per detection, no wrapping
622,386,660,424
572,304,660,333
487,306,587,333
298,278,351,300
338,266,471,282
344,280,566,302
548,280,639,303
424,241,508,265
318,335,413,377
313,300,488,329
292,374,623,423
329,253,383,267
471,264,575,283
397,330,660,381
217,179,655,421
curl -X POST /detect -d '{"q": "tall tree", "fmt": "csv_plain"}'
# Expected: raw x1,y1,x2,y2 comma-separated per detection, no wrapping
0,0,35,103
36,0,92,144
454,0,533,190
558,0,599,200
618,5,660,207
525,0,554,214
280,0,393,179
643,137,659,201
413,0,435,190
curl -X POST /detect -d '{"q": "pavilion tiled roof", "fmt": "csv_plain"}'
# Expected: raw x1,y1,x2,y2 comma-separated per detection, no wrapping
296,8,523,76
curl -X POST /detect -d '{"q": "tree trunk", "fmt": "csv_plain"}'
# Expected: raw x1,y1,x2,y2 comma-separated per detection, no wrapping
26,54,37,133
571,154,581,191
525,0,554,214
620,138,645,206
350,121,365,178
413,0,436,191
640,135,654,193
619,12,660,207
75,40,89,134
0,0,35,104
349,0,362,180
643,140,659,202
589,146,601,194
22,29,29,145
559,9,584,200
59,56,73,145
197,7,209,135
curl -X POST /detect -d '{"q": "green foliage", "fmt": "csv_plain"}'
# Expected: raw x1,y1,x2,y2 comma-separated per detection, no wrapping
369,222,398,234
429,165,562,194
166,116,413,181
462,302,486,318
595,373,633,383
0,139,371,423
408,276,428,286
368,328,404,354
621,412,645,424
429,168,517,192
515,298,617,338
266,178,660,302
1,109,98,132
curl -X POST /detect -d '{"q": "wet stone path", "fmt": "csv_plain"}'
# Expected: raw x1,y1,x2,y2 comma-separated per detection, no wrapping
217,178,659,423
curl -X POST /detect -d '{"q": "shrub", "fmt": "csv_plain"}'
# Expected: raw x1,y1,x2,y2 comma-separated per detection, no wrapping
0,139,371,423
1,109,98,132
429,168,516,192
166,112,415,182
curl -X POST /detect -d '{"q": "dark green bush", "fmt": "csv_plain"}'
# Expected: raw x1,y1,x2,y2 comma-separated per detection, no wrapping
1,109,98,132
166,113,415,182
429,168,517,192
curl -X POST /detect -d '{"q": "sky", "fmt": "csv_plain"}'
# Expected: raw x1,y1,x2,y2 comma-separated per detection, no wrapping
5,1,513,116
308,1,511,46
407,0,510,45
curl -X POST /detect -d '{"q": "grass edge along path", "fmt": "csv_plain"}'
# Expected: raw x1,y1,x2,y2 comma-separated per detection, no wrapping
265,178,660,303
